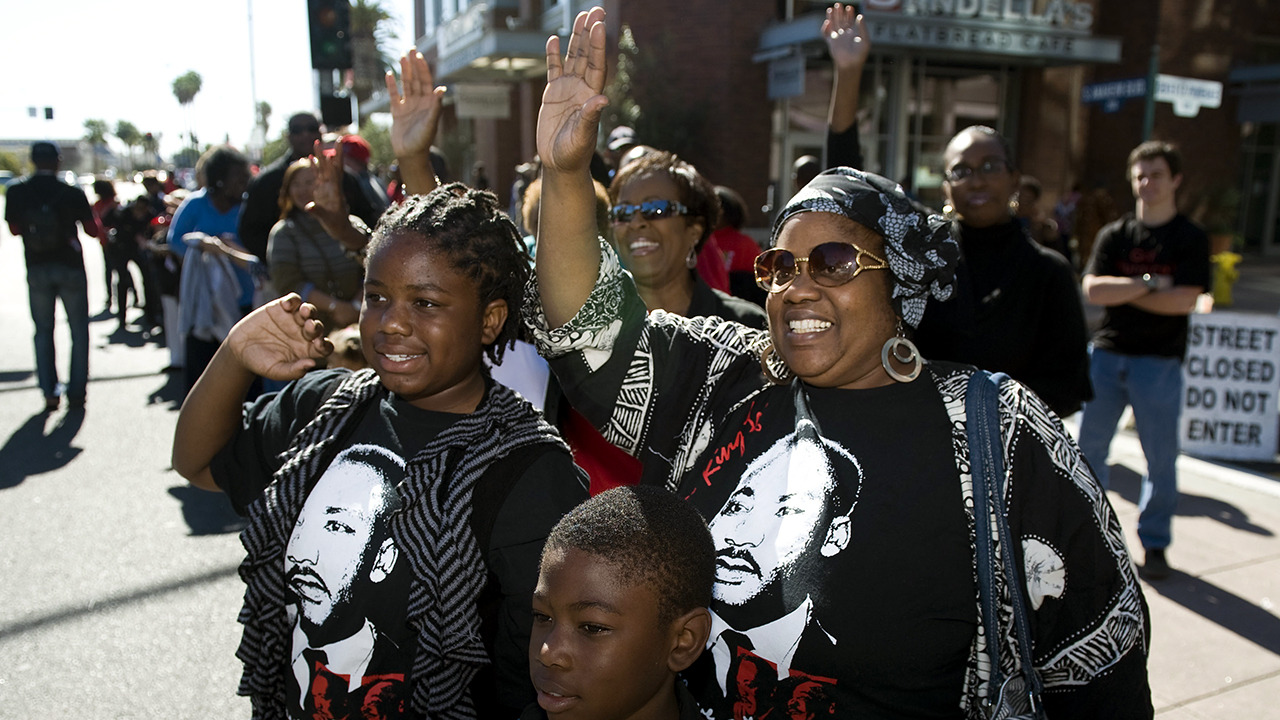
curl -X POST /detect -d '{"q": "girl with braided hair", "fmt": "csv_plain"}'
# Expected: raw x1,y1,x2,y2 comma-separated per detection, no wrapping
171,50,587,720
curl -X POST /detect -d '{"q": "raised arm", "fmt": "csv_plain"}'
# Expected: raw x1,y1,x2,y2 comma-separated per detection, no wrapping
172,294,332,491
535,6,610,328
306,139,372,253
388,50,446,197
823,3,870,137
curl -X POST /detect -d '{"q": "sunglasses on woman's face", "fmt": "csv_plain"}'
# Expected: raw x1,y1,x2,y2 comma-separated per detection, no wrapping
754,241,889,293
608,199,689,224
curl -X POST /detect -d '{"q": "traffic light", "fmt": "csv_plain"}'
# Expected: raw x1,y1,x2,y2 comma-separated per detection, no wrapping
308,0,352,70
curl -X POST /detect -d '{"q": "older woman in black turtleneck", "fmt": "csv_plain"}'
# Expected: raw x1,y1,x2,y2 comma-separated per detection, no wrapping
913,126,1092,417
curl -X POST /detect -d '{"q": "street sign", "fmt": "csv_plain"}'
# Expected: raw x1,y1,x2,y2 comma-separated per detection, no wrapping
1155,74,1223,117
768,54,806,100
1081,77,1147,113
1181,311,1280,461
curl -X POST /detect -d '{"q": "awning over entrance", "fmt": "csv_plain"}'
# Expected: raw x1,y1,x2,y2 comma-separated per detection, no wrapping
755,7,1122,66
1230,65,1280,123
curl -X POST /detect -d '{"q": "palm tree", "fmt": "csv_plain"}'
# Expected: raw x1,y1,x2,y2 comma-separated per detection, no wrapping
84,119,109,173
350,0,399,107
115,120,142,172
172,71,203,156
256,101,272,136
141,132,161,168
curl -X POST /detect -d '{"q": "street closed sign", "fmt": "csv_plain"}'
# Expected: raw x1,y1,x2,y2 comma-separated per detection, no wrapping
1181,311,1280,461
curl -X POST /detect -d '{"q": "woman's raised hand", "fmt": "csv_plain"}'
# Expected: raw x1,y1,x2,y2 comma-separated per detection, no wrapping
226,293,333,381
306,139,348,227
823,3,870,72
537,6,609,174
388,50,446,159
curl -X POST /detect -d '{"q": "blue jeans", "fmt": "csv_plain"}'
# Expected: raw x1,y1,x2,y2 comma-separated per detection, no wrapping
28,262,90,402
1078,346,1183,550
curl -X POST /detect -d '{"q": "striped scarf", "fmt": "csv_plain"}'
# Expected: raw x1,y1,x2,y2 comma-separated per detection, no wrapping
234,369,567,718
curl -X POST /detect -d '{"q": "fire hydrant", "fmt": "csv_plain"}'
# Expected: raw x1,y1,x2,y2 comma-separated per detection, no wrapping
1211,251,1242,308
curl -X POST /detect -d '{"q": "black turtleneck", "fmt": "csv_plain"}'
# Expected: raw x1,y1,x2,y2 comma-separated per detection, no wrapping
914,219,1093,417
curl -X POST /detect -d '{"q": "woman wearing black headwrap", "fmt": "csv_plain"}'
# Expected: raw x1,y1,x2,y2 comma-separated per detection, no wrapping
528,8,1151,719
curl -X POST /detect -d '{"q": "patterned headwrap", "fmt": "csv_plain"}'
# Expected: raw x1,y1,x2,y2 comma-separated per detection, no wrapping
771,167,958,329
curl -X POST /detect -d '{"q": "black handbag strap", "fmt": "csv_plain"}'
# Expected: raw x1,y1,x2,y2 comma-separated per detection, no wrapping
966,370,1045,715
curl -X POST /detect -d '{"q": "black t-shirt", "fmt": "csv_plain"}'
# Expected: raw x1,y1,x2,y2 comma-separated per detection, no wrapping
4,173,93,268
1086,213,1210,358
211,369,588,718
680,377,974,720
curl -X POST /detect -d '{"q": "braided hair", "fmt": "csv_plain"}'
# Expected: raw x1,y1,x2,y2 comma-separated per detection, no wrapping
371,183,531,365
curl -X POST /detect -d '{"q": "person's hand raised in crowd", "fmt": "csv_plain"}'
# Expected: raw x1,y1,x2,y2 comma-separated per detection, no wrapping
823,3,870,72
388,50,446,159
537,6,609,175
305,139,350,229
225,293,333,381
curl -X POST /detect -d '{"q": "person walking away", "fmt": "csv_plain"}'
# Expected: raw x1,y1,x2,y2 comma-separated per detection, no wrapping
4,142,101,411
1077,141,1210,581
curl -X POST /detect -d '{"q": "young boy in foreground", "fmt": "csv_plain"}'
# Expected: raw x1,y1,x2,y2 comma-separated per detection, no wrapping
525,486,714,720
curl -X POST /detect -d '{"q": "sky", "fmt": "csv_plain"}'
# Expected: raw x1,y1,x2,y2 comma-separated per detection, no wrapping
3,0,417,161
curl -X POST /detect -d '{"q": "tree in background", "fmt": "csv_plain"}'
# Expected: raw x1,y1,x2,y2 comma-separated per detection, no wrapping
351,0,400,107
602,26,705,160
141,132,161,168
357,118,393,171
0,150,23,176
602,25,641,145
256,101,272,137
84,119,110,173
172,70,203,158
115,120,142,172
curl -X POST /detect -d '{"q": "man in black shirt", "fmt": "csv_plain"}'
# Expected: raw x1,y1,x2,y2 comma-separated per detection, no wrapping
4,141,100,411
1078,141,1210,581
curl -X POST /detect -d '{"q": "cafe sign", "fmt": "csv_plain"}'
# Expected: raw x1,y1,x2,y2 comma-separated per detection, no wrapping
861,0,1121,63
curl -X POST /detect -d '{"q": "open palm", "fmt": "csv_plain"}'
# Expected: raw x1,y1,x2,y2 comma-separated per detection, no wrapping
536,7,609,173
823,3,870,71
388,50,446,158
229,295,333,380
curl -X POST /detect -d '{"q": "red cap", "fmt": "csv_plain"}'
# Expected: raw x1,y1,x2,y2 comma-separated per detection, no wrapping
324,134,371,164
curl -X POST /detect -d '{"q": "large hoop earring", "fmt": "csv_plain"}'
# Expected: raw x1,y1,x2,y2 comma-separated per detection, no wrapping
881,330,922,383
686,247,698,269
760,341,792,385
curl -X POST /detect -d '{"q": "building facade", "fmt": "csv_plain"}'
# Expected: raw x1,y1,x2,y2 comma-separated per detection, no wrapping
397,0,1280,253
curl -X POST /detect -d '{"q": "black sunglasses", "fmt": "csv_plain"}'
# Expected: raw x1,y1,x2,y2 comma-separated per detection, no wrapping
289,123,321,134
609,199,689,224
943,158,1010,183
755,241,889,293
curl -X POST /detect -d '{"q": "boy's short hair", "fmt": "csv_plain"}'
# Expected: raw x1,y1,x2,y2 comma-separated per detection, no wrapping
544,486,714,625
1128,140,1183,178
370,183,531,365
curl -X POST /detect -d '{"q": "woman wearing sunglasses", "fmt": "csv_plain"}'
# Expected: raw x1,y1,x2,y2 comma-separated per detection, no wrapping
606,150,766,329
528,8,1150,719
912,125,1093,418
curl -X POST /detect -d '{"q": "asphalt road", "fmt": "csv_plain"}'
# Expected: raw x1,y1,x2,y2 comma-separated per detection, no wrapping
0,192,251,718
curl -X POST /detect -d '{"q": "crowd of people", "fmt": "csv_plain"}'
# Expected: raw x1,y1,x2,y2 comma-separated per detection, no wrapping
5,4,1222,718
